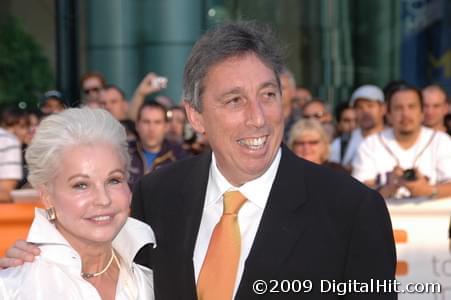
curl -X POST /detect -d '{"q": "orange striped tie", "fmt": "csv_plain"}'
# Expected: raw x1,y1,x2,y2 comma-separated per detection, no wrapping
197,191,247,300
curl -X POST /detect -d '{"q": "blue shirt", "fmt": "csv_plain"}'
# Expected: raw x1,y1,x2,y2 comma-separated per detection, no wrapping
143,149,158,168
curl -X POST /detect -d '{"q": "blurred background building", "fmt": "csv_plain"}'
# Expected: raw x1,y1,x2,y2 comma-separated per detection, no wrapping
1,0,450,109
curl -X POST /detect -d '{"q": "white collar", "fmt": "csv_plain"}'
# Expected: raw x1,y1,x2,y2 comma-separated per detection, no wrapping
206,147,282,209
27,208,156,269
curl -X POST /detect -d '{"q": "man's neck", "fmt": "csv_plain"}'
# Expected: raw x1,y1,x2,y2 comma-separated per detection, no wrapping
143,143,162,153
430,123,446,132
361,123,384,137
394,127,421,150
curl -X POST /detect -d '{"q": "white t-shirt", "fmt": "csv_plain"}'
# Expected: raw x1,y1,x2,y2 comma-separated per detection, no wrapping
352,127,451,196
330,128,364,167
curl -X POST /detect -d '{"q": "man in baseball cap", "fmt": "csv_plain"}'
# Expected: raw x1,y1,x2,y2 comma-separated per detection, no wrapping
330,84,386,169
40,90,67,115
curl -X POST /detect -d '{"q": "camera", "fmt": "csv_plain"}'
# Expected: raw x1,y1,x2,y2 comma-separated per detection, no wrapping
152,76,168,89
402,168,417,181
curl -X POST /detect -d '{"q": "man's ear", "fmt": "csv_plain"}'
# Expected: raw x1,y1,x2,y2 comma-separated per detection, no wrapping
386,109,392,125
380,102,387,116
183,101,206,134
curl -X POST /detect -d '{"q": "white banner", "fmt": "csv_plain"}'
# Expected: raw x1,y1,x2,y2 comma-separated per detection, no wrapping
387,197,451,299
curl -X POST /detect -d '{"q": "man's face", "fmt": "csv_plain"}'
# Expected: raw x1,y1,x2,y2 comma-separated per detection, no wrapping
82,77,103,102
280,73,296,109
302,102,329,123
294,88,312,109
100,89,128,120
388,90,423,136
185,53,284,186
422,88,448,128
353,99,385,131
168,108,186,141
136,106,168,152
41,98,65,115
338,108,357,134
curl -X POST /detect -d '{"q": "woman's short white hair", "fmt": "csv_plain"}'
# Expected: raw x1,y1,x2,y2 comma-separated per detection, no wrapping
26,108,130,188
287,119,331,162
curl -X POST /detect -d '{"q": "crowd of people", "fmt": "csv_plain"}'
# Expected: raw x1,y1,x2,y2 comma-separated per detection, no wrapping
0,70,211,202
266,70,451,200
1,59,451,202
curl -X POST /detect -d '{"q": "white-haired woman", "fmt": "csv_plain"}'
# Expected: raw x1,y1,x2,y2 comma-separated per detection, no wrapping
0,108,155,299
288,119,347,173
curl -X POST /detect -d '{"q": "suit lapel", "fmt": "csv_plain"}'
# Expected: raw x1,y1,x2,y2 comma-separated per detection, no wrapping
176,151,212,297
237,146,311,295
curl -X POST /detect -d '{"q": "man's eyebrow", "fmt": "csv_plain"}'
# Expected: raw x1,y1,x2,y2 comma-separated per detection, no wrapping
260,81,279,90
218,81,279,98
218,87,242,99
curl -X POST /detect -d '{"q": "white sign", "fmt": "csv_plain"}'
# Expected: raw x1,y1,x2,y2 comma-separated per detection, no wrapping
387,197,451,299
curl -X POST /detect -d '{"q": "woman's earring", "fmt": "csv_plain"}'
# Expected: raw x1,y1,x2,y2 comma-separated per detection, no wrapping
46,207,56,222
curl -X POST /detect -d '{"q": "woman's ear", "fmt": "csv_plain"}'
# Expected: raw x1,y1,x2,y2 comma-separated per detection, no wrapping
38,185,53,209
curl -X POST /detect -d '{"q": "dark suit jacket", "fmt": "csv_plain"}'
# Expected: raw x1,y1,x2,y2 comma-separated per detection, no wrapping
131,145,396,299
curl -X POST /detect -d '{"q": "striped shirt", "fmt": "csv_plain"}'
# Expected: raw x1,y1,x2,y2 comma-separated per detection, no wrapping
0,128,22,180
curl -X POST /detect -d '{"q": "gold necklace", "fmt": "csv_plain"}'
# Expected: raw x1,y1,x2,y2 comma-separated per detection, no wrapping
81,249,116,280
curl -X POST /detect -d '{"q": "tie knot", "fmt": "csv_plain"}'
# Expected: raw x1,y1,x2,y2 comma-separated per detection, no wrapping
222,191,246,215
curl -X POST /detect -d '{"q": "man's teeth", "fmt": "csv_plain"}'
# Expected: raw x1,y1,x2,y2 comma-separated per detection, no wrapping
91,215,111,221
238,137,267,149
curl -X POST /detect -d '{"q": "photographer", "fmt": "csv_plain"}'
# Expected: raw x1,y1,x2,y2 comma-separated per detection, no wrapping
352,83,451,199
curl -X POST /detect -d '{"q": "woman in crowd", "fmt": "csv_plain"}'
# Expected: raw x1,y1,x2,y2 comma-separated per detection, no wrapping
288,119,347,173
0,108,155,299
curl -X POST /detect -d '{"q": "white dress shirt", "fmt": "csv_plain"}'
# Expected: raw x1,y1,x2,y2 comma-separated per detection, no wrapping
193,148,282,297
0,209,156,300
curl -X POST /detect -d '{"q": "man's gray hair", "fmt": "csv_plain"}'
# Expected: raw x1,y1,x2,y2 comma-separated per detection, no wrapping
183,21,285,112
26,108,130,188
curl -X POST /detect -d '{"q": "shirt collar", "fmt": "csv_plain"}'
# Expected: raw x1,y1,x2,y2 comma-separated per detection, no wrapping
206,147,282,209
28,208,156,269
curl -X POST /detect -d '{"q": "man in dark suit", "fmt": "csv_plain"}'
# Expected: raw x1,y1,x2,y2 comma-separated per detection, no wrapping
1,22,396,299
132,22,396,299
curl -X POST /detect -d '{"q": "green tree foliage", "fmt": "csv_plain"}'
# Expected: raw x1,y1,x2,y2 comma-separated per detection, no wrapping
0,16,53,108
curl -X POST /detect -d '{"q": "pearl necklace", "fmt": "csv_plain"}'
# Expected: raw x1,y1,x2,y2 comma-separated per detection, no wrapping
81,249,116,280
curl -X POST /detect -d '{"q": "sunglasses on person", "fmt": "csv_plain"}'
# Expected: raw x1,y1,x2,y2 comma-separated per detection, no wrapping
341,117,356,123
302,112,325,119
83,87,101,94
293,140,321,147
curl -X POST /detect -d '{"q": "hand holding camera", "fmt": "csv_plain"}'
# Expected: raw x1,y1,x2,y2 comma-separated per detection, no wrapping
152,76,168,89
136,72,168,97
401,168,435,197
401,168,417,181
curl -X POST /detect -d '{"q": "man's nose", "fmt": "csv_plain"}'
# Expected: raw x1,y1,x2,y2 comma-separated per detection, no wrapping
246,98,265,128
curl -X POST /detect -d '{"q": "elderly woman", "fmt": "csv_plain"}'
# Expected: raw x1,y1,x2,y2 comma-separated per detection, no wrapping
288,119,347,172
0,108,155,299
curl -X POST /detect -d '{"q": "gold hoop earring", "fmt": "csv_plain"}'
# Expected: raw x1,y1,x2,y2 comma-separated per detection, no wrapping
46,207,56,222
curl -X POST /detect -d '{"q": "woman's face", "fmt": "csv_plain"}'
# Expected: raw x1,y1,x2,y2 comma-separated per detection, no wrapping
24,114,40,145
8,118,29,145
42,143,130,250
292,131,326,164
